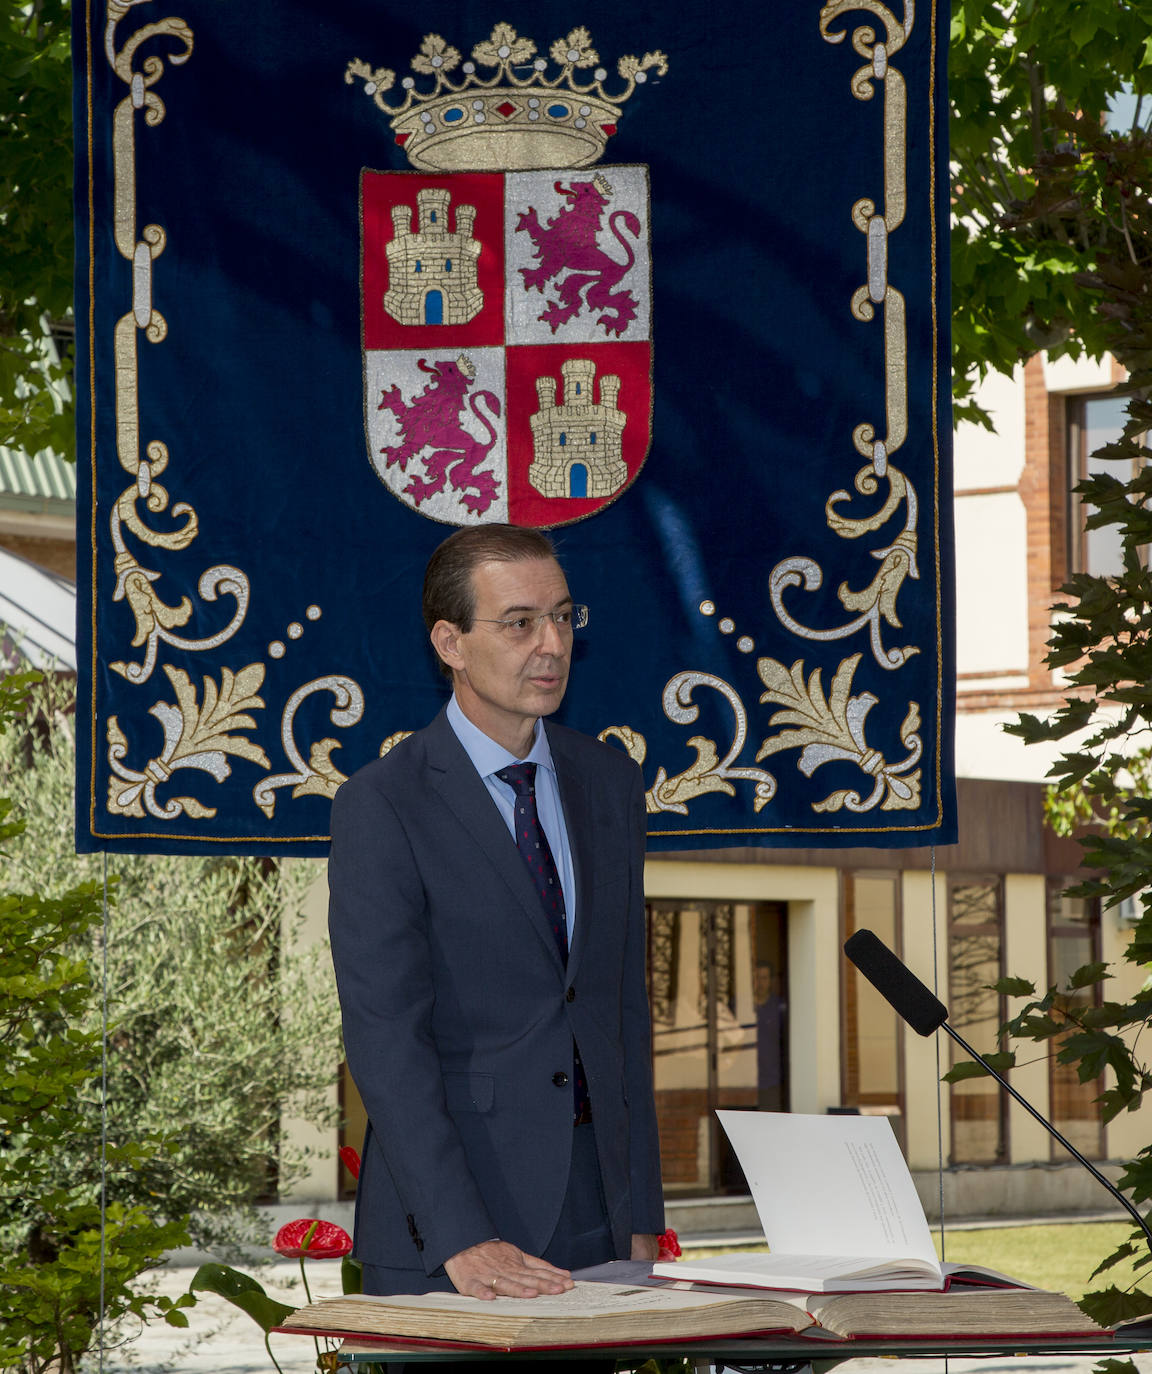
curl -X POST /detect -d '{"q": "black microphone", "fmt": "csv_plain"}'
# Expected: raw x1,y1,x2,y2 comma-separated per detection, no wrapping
844,927,1152,1254
843,929,948,1035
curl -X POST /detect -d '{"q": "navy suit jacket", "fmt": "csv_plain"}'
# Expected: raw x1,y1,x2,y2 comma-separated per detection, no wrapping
327,707,664,1279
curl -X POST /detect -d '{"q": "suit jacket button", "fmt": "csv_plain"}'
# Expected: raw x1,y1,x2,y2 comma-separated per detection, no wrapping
552,1070,569,1087
566,986,576,1003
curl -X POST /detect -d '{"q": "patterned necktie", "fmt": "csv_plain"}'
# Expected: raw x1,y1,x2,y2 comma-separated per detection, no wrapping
496,762,567,960
495,762,590,1122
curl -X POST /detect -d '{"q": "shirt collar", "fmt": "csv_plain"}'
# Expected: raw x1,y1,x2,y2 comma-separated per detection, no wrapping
446,694,556,779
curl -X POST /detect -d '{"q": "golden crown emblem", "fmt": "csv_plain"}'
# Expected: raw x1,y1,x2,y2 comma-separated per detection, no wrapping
346,23,668,173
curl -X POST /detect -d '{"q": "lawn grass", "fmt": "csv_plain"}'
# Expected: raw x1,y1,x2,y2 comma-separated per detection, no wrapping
931,1221,1147,1300
682,1221,1151,1301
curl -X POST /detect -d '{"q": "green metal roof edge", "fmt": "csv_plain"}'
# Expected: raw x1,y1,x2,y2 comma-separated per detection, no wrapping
0,446,77,504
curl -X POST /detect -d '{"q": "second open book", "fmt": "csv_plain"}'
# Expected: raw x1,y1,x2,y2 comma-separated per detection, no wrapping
652,1111,1028,1293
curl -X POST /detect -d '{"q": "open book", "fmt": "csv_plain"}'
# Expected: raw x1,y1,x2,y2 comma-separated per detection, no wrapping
652,1111,1029,1293
275,1278,1102,1350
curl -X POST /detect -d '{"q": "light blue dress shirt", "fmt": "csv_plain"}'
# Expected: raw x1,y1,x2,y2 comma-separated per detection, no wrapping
446,695,577,944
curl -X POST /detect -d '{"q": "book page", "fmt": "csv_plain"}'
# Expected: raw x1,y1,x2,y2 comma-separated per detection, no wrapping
667,1252,938,1286
327,1280,794,1321
717,1110,938,1266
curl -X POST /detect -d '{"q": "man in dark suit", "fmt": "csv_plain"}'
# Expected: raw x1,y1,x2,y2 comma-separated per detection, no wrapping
328,524,663,1308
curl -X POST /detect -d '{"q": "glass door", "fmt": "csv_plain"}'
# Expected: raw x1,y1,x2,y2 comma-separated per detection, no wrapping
647,900,789,1195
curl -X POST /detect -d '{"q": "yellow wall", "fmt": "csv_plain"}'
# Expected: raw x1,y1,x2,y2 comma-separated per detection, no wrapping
900,869,950,1171
278,861,340,1204
1002,875,1051,1160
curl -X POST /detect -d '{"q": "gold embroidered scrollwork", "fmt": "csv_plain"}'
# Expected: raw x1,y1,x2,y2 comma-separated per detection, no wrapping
106,8,250,686
769,0,918,673
253,678,366,819
755,653,921,812
379,731,414,757
109,562,251,685
601,674,776,815
106,662,270,820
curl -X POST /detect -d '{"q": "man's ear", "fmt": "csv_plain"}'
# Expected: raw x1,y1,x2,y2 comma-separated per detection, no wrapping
430,619,463,672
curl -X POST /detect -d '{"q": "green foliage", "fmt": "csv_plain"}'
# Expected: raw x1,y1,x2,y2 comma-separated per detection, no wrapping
949,0,1152,423
0,677,193,1373
0,676,344,1254
1091,1240,1148,1283
941,1052,1017,1084
992,976,1039,997
0,0,74,458
0,675,344,1372
341,1255,362,1295
188,1264,294,1334
1081,1285,1152,1328
959,4,1152,1328
189,1250,363,1374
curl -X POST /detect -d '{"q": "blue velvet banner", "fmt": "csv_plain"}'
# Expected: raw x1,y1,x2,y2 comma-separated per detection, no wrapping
74,0,955,854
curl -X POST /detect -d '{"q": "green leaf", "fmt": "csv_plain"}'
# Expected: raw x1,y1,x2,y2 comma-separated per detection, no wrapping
1080,1286,1152,1327
993,977,1036,997
341,1255,363,1295
189,1264,295,1334
942,1053,1015,1083
1016,1014,1065,1040
1069,962,1112,990
1091,1241,1139,1280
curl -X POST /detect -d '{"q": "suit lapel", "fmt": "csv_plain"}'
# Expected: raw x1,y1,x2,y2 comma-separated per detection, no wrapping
546,723,592,980
424,710,566,972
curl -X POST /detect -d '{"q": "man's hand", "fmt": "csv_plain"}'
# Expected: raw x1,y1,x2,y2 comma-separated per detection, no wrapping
630,1233,659,1261
444,1239,574,1300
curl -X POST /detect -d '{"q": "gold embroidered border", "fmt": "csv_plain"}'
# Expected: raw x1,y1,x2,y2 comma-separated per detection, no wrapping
83,2,945,841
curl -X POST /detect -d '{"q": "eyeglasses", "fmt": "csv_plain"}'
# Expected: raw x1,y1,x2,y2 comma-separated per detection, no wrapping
471,605,589,640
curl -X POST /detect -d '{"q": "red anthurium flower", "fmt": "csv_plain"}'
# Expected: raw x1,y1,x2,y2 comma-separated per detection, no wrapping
656,1228,681,1261
273,1218,353,1259
339,1146,361,1180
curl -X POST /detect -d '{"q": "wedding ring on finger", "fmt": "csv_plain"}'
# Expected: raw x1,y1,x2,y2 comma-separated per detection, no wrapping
490,1276,498,1291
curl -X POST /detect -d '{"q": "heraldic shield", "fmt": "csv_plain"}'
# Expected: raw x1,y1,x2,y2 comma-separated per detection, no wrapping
362,166,653,528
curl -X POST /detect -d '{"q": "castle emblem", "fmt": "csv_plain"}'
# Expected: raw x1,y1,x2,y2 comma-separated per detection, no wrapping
529,358,626,499
352,23,664,527
383,188,482,327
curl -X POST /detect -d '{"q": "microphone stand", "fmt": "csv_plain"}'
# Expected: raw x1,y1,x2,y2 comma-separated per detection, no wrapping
943,1020,1152,1254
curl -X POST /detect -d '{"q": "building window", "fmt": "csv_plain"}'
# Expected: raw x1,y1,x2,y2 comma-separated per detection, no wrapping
1065,392,1143,578
647,900,788,1195
841,873,905,1148
445,258,453,272
1048,879,1104,1159
948,877,1007,1164
414,260,422,273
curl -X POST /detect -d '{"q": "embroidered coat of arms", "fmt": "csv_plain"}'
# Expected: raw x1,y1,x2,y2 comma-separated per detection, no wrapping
350,28,664,527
